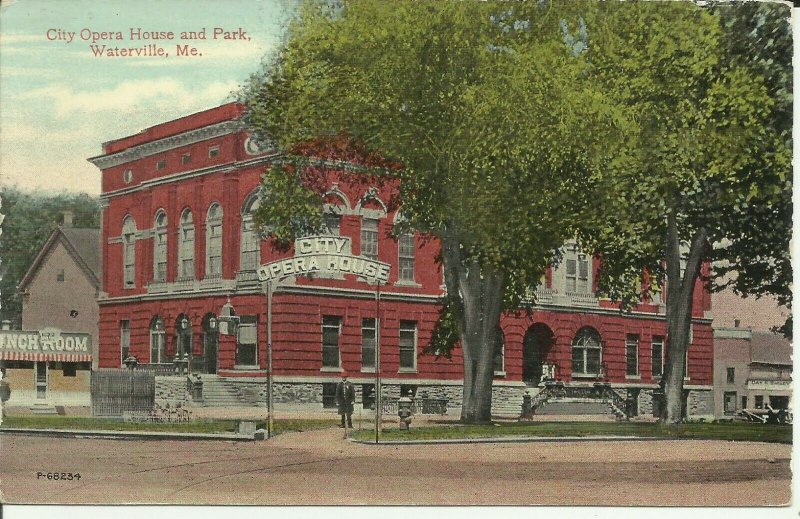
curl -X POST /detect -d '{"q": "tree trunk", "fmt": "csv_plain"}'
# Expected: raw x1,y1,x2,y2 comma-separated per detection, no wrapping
441,231,504,424
661,212,707,424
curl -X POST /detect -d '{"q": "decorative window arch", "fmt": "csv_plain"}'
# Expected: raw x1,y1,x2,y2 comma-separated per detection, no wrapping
322,184,350,236
571,327,602,375
240,191,262,271
122,216,136,288
149,316,166,363
206,203,223,277
178,209,195,279
357,188,387,262
153,211,168,282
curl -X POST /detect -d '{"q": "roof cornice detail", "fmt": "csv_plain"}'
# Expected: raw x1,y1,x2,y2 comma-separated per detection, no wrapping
87,120,245,169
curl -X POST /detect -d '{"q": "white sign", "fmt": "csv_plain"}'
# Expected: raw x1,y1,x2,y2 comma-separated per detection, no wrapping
747,379,792,391
258,236,391,284
0,330,91,355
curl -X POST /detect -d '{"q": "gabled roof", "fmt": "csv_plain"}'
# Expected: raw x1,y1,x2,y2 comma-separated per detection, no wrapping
750,331,792,366
18,226,101,291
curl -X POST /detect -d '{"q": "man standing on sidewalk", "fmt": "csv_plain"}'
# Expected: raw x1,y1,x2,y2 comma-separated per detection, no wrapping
336,374,355,429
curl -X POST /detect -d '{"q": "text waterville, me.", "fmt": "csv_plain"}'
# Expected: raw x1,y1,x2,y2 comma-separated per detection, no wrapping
45,27,250,58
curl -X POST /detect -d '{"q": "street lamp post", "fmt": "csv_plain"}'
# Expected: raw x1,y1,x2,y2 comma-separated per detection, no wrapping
266,279,274,439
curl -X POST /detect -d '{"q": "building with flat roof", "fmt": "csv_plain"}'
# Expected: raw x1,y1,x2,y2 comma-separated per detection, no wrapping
87,103,714,418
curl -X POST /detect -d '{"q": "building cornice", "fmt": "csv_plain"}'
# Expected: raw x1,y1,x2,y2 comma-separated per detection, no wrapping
87,120,244,169
98,154,280,202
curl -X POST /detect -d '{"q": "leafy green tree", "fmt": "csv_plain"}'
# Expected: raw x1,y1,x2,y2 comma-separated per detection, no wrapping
0,188,100,324
576,2,791,422
244,0,631,423
710,1,793,338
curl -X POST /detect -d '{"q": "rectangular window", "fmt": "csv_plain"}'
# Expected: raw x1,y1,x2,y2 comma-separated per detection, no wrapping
626,334,639,376
180,227,195,278
361,318,376,370
181,153,191,165
726,367,735,384
236,317,258,366
120,320,130,365
322,316,342,368
324,213,341,236
322,383,337,408
156,159,166,170
723,391,737,415
155,231,167,282
63,363,77,377
361,218,378,261
123,233,136,288
399,320,417,371
493,339,504,374
207,223,222,276
240,218,260,271
56,269,65,282
651,336,664,377
565,249,590,294
208,145,220,158
754,395,764,409
399,234,415,282
741,396,747,410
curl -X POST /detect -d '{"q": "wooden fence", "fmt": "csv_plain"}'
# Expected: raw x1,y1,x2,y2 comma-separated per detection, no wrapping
91,369,155,417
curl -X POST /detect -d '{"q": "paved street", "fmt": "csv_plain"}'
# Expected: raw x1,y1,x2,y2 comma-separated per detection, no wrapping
0,427,790,506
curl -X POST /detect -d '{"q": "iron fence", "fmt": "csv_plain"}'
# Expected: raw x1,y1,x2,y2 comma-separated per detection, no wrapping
91,368,155,417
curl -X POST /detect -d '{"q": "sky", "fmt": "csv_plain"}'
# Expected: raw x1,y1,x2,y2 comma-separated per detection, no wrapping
0,0,292,195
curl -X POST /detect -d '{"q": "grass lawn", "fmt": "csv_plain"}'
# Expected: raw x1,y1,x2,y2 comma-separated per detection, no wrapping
350,421,792,444
1,415,337,435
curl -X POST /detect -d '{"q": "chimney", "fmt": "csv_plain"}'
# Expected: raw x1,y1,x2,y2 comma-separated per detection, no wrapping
62,211,73,228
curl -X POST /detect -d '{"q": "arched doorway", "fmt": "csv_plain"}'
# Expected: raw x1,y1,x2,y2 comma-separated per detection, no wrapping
523,324,555,385
202,313,219,374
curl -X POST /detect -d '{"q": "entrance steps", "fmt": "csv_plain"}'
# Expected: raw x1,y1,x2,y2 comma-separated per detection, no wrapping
535,398,616,415
492,386,541,418
195,375,261,407
30,403,58,415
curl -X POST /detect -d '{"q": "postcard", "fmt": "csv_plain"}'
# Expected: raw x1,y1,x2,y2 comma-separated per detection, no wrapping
0,0,794,515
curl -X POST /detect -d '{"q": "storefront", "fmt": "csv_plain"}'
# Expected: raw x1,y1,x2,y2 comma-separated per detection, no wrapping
0,329,92,408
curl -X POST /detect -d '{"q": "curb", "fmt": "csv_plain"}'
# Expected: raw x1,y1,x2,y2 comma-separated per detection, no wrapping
349,435,672,445
0,427,255,442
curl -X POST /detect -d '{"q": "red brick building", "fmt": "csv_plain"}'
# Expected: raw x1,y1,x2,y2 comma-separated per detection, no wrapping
89,103,714,417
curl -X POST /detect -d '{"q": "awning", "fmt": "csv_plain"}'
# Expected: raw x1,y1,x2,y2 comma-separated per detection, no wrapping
0,351,92,362
0,330,92,363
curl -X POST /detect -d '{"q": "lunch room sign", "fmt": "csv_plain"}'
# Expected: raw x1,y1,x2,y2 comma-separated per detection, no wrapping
0,329,92,362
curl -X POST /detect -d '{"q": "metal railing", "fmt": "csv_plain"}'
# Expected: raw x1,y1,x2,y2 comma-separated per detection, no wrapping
381,397,449,415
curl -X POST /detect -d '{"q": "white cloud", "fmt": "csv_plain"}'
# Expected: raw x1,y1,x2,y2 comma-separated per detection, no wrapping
21,78,238,118
0,33,40,45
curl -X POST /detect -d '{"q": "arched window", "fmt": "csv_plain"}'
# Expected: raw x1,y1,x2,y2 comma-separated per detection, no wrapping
572,327,602,375
240,193,261,271
153,211,168,282
149,316,166,363
122,216,136,288
178,209,195,279
206,203,223,277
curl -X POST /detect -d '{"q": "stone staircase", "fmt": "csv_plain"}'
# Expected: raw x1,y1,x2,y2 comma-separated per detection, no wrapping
195,375,262,407
535,398,617,416
492,386,540,418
